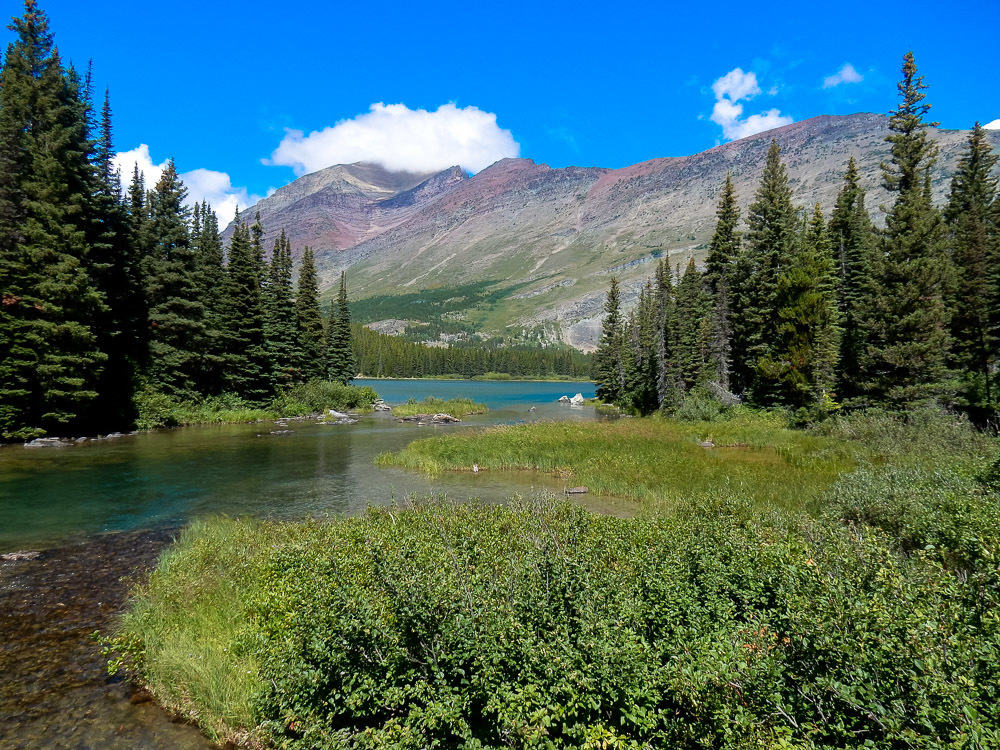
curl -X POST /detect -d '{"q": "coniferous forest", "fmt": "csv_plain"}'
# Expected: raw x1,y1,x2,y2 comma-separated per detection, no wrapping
594,53,999,424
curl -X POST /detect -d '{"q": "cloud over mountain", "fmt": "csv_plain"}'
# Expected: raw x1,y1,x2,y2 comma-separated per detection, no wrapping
823,63,864,88
265,102,520,176
709,68,793,141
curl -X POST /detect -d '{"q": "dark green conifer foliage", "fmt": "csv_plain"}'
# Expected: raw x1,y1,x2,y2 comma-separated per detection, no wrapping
671,258,711,393
190,203,227,393
828,157,876,399
756,204,841,408
142,161,205,398
593,276,625,403
87,89,142,427
704,175,741,392
263,230,303,388
859,52,951,408
295,247,327,381
654,260,681,412
621,282,660,414
326,271,357,384
219,219,271,400
944,122,999,414
739,140,798,395
0,1,106,438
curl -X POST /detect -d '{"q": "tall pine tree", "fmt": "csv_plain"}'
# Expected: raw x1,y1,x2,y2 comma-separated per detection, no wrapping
704,175,741,392
859,52,951,408
326,271,357,384
593,276,625,403
295,247,327,381
0,1,106,438
944,122,998,415
263,229,303,389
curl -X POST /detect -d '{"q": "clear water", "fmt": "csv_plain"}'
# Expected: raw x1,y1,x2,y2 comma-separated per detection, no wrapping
0,379,598,552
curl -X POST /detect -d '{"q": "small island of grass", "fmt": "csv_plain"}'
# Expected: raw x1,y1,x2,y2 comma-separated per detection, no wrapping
389,396,488,419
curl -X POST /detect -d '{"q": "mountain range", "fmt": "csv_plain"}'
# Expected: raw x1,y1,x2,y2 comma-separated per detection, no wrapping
225,113,1000,350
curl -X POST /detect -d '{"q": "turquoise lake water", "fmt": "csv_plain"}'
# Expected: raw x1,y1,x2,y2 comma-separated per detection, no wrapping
0,379,598,552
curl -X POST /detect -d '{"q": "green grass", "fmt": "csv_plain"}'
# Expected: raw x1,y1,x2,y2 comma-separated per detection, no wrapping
111,409,1000,747
378,408,855,511
133,381,379,430
389,396,488,419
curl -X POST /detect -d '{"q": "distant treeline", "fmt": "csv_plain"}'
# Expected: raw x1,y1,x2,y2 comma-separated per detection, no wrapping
353,326,592,379
0,3,358,440
595,53,1000,423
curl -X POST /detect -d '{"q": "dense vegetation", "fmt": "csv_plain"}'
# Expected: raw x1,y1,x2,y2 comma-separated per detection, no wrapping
354,325,592,380
0,2,362,440
594,53,1000,423
113,409,999,748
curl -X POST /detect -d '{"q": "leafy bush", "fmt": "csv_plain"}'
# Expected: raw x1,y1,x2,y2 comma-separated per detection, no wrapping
273,380,379,414
112,497,1000,748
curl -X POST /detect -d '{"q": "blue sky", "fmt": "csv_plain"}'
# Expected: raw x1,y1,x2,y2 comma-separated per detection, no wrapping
4,0,998,222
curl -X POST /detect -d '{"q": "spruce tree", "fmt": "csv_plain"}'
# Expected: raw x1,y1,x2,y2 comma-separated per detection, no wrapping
944,122,999,415
828,157,876,400
859,52,951,408
756,204,840,408
191,202,227,393
263,229,303,388
621,282,659,414
295,247,327,381
654,259,681,412
143,161,205,398
704,175,741,392
326,271,357,384
0,1,106,438
672,258,712,393
593,276,625,403
218,219,271,400
739,139,798,398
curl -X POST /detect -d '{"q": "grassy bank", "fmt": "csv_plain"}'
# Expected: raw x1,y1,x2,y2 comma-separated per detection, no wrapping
112,410,1000,747
389,396,488,419
379,408,856,511
134,381,379,430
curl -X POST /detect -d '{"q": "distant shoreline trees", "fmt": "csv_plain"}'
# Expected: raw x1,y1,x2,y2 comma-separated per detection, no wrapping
594,52,999,422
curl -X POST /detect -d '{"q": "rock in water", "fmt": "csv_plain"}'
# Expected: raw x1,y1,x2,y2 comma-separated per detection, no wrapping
557,395,570,403
565,486,589,495
570,393,585,405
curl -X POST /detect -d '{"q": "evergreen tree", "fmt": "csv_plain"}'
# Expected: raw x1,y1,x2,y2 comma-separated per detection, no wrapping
944,122,999,415
739,139,798,398
672,258,711,393
621,282,659,414
142,160,205,398
326,271,357,383
756,204,840,408
654,260,681,412
263,229,303,388
218,219,271,400
593,276,625,403
828,157,876,400
859,52,951,408
295,247,326,381
190,202,227,393
0,1,106,438
704,175,741,392
87,89,143,427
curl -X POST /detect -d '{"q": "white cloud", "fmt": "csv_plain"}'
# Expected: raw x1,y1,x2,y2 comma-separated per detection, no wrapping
709,67,793,141
823,63,864,89
984,119,1000,130
266,102,520,176
112,145,260,226
711,68,761,103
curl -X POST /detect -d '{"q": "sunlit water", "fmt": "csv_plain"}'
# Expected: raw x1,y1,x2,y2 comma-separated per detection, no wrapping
0,379,600,552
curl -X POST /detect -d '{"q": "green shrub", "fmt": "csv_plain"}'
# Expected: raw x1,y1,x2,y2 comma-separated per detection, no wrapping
273,380,379,414
112,498,1000,748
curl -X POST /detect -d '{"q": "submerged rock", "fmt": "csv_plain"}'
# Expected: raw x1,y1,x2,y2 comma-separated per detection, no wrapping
396,413,462,425
24,437,71,448
1,550,42,562
565,486,589,495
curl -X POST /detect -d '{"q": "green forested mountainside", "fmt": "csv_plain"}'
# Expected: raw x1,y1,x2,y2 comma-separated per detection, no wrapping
593,54,1000,421
353,325,591,379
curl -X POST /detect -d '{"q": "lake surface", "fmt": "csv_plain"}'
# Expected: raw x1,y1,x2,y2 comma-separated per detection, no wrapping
0,379,598,553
